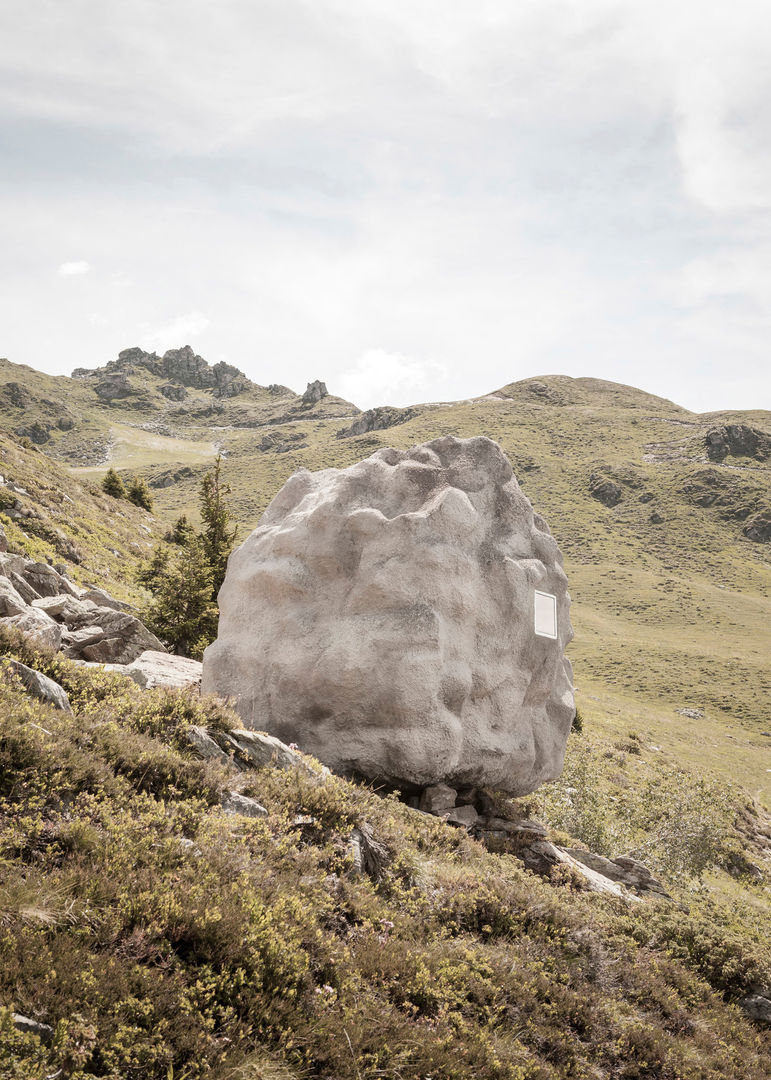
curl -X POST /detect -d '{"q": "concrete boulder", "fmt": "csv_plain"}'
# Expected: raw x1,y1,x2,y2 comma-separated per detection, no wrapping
203,436,574,795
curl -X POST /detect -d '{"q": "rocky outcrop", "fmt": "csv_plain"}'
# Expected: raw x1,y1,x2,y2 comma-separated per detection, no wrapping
706,424,771,462
589,473,622,507
203,435,575,796
301,380,328,405
160,382,187,401
337,406,419,439
0,553,166,664
743,509,771,543
94,371,135,400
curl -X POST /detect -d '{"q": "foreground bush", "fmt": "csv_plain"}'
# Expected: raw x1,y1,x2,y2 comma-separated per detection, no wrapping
0,634,769,1079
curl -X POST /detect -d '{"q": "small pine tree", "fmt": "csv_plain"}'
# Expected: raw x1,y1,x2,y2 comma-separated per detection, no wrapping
141,537,218,658
127,475,153,512
164,514,196,546
136,544,170,593
101,468,126,499
199,455,238,595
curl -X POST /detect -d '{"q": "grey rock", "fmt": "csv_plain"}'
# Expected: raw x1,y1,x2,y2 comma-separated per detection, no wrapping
347,823,390,882
445,804,480,828
32,594,97,623
521,841,643,901
589,474,623,507
301,379,328,405
78,587,129,611
337,406,418,439
0,522,7,552
0,576,27,617
740,994,771,1023
2,659,71,712
122,650,202,690
743,510,771,544
64,608,166,663
2,607,62,649
203,436,575,795
0,551,27,577
486,816,548,837
221,729,315,775
160,381,188,401
8,570,40,604
419,783,458,815
565,849,670,897
23,562,64,598
186,725,233,766
12,1013,53,1044
706,424,771,462
220,790,268,818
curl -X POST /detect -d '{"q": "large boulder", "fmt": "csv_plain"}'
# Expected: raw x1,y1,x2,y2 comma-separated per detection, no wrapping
203,436,575,795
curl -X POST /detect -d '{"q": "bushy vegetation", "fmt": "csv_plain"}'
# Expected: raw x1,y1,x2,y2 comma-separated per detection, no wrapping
0,627,769,1080
101,469,153,511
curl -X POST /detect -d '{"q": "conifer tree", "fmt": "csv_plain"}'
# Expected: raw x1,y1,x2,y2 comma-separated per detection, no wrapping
199,455,238,595
101,468,126,499
126,475,153,512
141,537,217,658
164,514,196,545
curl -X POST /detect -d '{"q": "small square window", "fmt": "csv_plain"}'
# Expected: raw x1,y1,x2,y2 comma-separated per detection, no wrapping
534,590,558,639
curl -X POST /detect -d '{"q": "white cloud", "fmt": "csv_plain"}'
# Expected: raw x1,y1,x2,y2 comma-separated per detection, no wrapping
338,348,449,408
57,260,90,276
143,311,211,353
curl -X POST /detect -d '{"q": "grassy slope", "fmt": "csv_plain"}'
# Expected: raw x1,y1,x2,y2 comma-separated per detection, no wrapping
0,632,770,1080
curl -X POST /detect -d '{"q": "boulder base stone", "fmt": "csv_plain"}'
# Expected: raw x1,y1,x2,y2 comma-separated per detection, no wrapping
203,436,575,795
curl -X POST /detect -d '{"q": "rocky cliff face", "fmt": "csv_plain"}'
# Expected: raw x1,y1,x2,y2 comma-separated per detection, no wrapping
203,436,575,795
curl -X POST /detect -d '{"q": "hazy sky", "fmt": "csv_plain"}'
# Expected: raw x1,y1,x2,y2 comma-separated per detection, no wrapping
2,1,771,411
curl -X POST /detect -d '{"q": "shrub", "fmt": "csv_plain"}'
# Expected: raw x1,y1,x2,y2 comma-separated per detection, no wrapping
101,468,126,499
126,475,153,512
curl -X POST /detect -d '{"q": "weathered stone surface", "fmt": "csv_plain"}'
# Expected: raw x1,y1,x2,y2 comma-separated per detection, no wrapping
301,379,328,404
221,729,315,775
22,562,64,597
564,849,671,898
0,576,27,617
186,725,232,766
12,1013,54,1044
706,424,771,462
220,790,268,818
2,659,72,712
32,594,96,622
445,804,480,828
589,473,622,507
337,406,418,439
520,841,643,901
2,607,62,650
419,784,458,815
123,650,202,690
64,608,166,663
203,436,575,795
7,570,39,604
0,523,7,552
346,823,390,882
78,587,130,611
740,994,771,1023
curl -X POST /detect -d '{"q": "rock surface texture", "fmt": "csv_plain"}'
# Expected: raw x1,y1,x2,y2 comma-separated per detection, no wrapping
203,435,575,795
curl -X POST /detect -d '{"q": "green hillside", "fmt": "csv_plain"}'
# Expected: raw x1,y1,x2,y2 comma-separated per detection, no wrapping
1,351,771,1077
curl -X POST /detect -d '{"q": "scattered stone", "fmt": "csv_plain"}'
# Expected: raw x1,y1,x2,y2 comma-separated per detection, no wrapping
589,473,623,507
565,849,671,899
32,594,96,622
8,571,39,604
63,608,166,663
220,791,268,818
220,729,316,776
445,804,480,828
346,823,390,882
122,650,202,690
78,587,130,611
12,1013,54,1044
0,523,7,552
2,658,72,712
419,784,458,816
740,994,771,1023
185,725,233,766
743,510,771,544
3,607,62,650
677,707,704,720
520,841,643,901
160,381,188,401
203,436,575,796
22,562,65,598
0,576,27,617
649,511,665,524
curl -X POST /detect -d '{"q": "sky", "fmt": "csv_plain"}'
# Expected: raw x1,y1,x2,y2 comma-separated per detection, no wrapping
1,1,771,412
